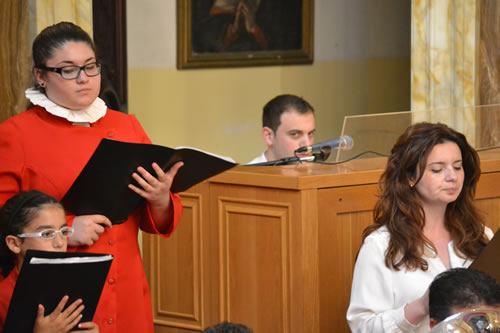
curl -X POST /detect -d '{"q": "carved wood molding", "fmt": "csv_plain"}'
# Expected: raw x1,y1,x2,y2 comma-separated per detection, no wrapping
152,192,205,330
216,196,292,332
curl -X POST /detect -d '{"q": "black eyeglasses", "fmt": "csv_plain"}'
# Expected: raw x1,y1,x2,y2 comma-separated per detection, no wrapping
37,62,102,80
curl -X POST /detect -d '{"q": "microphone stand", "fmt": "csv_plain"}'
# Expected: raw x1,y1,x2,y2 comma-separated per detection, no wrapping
248,149,331,166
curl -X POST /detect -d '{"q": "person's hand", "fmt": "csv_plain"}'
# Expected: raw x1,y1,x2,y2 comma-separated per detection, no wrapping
33,296,84,333
128,161,183,211
74,321,100,332
404,288,430,325
68,215,112,247
128,161,183,230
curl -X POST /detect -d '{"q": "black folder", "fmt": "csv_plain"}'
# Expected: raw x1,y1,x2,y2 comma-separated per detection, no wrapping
61,138,237,223
469,228,500,283
3,250,113,333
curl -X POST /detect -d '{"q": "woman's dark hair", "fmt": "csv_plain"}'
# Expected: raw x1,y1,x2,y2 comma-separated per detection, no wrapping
32,21,96,92
363,122,488,271
0,190,62,277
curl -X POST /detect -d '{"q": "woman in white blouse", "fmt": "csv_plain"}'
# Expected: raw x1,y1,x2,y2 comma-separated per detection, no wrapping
346,122,492,333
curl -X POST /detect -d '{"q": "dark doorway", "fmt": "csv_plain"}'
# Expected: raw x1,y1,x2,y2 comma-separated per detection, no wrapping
92,0,128,113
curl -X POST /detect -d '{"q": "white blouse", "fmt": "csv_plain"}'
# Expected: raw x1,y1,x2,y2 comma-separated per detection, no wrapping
346,226,494,333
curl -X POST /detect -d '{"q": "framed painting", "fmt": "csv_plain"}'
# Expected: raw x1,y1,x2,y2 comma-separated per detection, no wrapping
177,0,314,69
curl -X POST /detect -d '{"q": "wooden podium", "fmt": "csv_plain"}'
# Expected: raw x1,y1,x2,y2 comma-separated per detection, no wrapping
142,152,500,333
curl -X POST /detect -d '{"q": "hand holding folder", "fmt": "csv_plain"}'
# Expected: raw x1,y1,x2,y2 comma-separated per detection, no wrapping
62,139,238,223
3,250,113,333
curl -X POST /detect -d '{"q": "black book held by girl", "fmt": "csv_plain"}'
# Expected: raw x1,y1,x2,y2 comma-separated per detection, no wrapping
3,250,113,333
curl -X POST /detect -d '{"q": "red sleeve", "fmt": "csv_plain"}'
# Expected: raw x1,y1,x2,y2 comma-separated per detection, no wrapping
140,192,183,237
0,120,23,206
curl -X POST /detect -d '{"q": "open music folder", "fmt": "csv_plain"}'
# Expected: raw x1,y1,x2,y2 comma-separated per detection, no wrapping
3,250,113,333
61,138,237,224
469,228,500,283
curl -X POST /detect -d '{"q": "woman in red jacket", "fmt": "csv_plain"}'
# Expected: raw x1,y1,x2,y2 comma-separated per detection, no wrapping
0,22,183,333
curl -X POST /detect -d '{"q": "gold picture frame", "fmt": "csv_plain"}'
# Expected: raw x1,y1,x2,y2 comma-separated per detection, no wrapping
177,0,314,69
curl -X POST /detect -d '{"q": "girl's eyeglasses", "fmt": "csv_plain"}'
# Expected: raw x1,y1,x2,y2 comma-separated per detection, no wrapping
17,226,74,240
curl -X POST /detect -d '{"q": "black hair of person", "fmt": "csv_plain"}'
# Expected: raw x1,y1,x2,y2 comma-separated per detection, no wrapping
202,321,253,333
0,190,62,277
262,94,314,133
32,21,97,93
429,267,500,322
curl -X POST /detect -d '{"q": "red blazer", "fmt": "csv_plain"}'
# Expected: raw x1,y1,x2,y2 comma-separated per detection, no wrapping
0,106,183,333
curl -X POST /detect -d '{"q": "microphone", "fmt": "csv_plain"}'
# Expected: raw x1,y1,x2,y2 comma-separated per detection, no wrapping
295,136,354,154
248,154,325,166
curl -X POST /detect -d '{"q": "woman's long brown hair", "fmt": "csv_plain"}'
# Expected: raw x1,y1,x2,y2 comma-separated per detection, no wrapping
363,122,489,271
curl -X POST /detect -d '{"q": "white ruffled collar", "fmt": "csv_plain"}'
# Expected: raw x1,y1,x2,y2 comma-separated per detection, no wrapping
25,88,107,124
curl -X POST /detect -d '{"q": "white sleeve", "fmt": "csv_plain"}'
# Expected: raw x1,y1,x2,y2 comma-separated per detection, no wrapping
346,234,418,333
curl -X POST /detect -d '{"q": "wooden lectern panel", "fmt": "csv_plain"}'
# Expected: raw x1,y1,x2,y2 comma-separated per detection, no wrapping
144,189,207,332
207,184,320,333
143,152,500,333
317,184,379,333
217,197,290,332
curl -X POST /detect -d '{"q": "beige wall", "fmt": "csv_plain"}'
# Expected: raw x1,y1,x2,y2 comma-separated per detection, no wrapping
127,0,411,163
12,1,410,164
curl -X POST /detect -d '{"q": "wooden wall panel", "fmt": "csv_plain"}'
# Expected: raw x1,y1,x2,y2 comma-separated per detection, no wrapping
476,197,500,233
0,0,31,123
475,172,500,232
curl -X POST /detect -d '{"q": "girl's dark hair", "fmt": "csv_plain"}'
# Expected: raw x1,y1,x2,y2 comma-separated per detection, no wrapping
32,21,96,92
363,122,488,271
0,190,62,277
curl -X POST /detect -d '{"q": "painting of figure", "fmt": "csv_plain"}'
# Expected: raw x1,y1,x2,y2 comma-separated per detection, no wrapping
177,0,313,68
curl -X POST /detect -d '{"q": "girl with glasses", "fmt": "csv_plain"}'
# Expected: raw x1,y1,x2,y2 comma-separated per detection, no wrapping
0,190,99,332
0,22,183,333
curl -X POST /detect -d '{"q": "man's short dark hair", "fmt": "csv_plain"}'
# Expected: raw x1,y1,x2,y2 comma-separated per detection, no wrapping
429,268,500,322
262,94,314,133
202,322,253,333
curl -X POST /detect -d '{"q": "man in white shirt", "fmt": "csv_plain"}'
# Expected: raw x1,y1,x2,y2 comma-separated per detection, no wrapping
248,94,316,164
